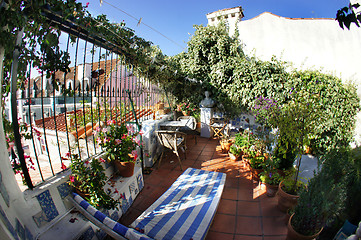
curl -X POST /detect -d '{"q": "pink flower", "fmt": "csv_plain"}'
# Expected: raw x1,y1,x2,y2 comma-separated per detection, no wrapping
96,138,102,144
61,163,67,170
102,128,108,133
95,126,101,132
121,134,127,139
69,175,75,182
115,139,122,145
103,137,109,144
99,157,106,163
85,2,89,7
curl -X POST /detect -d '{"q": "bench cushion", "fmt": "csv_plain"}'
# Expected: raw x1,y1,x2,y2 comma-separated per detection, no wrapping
131,168,226,240
72,193,153,240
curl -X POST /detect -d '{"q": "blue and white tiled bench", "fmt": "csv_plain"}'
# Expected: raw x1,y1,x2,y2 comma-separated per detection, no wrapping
69,168,226,240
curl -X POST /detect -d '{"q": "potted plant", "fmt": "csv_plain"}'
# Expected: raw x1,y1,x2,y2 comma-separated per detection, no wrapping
260,170,283,197
277,174,305,213
229,144,242,162
68,153,118,210
177,102,197,116
259,156,284,197
252,93,321,207
287,170,343,240
247,151,266,181
219,135,233,153
96,120,139,177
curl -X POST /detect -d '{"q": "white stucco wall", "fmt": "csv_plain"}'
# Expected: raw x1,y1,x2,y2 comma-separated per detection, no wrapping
236,12,361,89
208,8,361,145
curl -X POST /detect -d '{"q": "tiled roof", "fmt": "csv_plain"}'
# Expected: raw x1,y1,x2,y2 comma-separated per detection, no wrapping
34,108,153,139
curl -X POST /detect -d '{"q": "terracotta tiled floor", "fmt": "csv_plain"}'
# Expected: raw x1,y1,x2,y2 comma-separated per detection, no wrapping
119,136,288,240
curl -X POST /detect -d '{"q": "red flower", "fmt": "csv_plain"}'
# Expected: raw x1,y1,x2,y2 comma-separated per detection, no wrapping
99,157,106,163
61,163,67,170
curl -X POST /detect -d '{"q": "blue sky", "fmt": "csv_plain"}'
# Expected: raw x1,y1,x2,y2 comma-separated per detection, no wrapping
80,0,350,56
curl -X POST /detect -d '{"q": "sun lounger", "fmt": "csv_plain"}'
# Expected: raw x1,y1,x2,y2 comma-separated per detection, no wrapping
69,168,226,240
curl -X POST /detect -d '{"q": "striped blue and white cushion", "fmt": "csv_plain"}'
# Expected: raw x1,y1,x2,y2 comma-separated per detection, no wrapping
131,168,226,240
72,193,153,240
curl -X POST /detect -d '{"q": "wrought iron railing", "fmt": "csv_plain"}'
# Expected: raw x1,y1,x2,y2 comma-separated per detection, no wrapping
6,10,163,190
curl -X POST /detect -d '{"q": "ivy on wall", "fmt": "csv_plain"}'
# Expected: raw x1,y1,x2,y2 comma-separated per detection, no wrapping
173,21,360,155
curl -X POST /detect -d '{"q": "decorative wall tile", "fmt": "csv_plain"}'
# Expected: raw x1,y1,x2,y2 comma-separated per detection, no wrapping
16,218,25,240
120,193,132,214
36,190,59,222
0,171,10,207
0,205,19,240
78,226,95,240
95,229,106,240
25,226,34,240
129,182,136,196
57,182,71,199
32,211,48,228
137,173,144,191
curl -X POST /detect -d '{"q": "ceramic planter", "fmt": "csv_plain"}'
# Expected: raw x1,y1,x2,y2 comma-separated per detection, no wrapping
114,161,135,177
286,213,323,240
277,181,299,213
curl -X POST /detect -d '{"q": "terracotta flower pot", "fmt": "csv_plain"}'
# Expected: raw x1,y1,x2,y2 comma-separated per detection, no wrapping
247,161,263,181
277,181,299,213
220,139,233,153
114,161,135,177
265,183,279,197
75,188,90,199
182,110,190,116
229,152,239,162
286,213,323,240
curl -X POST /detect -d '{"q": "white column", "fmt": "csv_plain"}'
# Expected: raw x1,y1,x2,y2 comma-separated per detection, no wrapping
200,107,213,138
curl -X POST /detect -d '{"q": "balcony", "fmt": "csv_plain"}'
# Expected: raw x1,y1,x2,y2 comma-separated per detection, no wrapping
119,136,288,239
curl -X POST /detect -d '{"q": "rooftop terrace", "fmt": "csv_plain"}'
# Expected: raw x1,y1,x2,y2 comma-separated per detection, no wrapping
119,136,287,240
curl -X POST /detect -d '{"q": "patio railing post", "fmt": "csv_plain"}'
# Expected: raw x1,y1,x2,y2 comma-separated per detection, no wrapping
10,28,34,189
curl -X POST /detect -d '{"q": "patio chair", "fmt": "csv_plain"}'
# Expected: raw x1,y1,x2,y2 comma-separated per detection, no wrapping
177,116,198,144
155,130,187,170
210,117,228,138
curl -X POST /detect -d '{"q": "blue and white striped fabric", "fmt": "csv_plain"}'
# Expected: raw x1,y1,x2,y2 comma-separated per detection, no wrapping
72,193,153,240
131,168,226,240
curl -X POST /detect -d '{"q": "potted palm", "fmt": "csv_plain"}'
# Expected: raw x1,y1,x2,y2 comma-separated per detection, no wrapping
68,153,118,209
96,120,140,177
